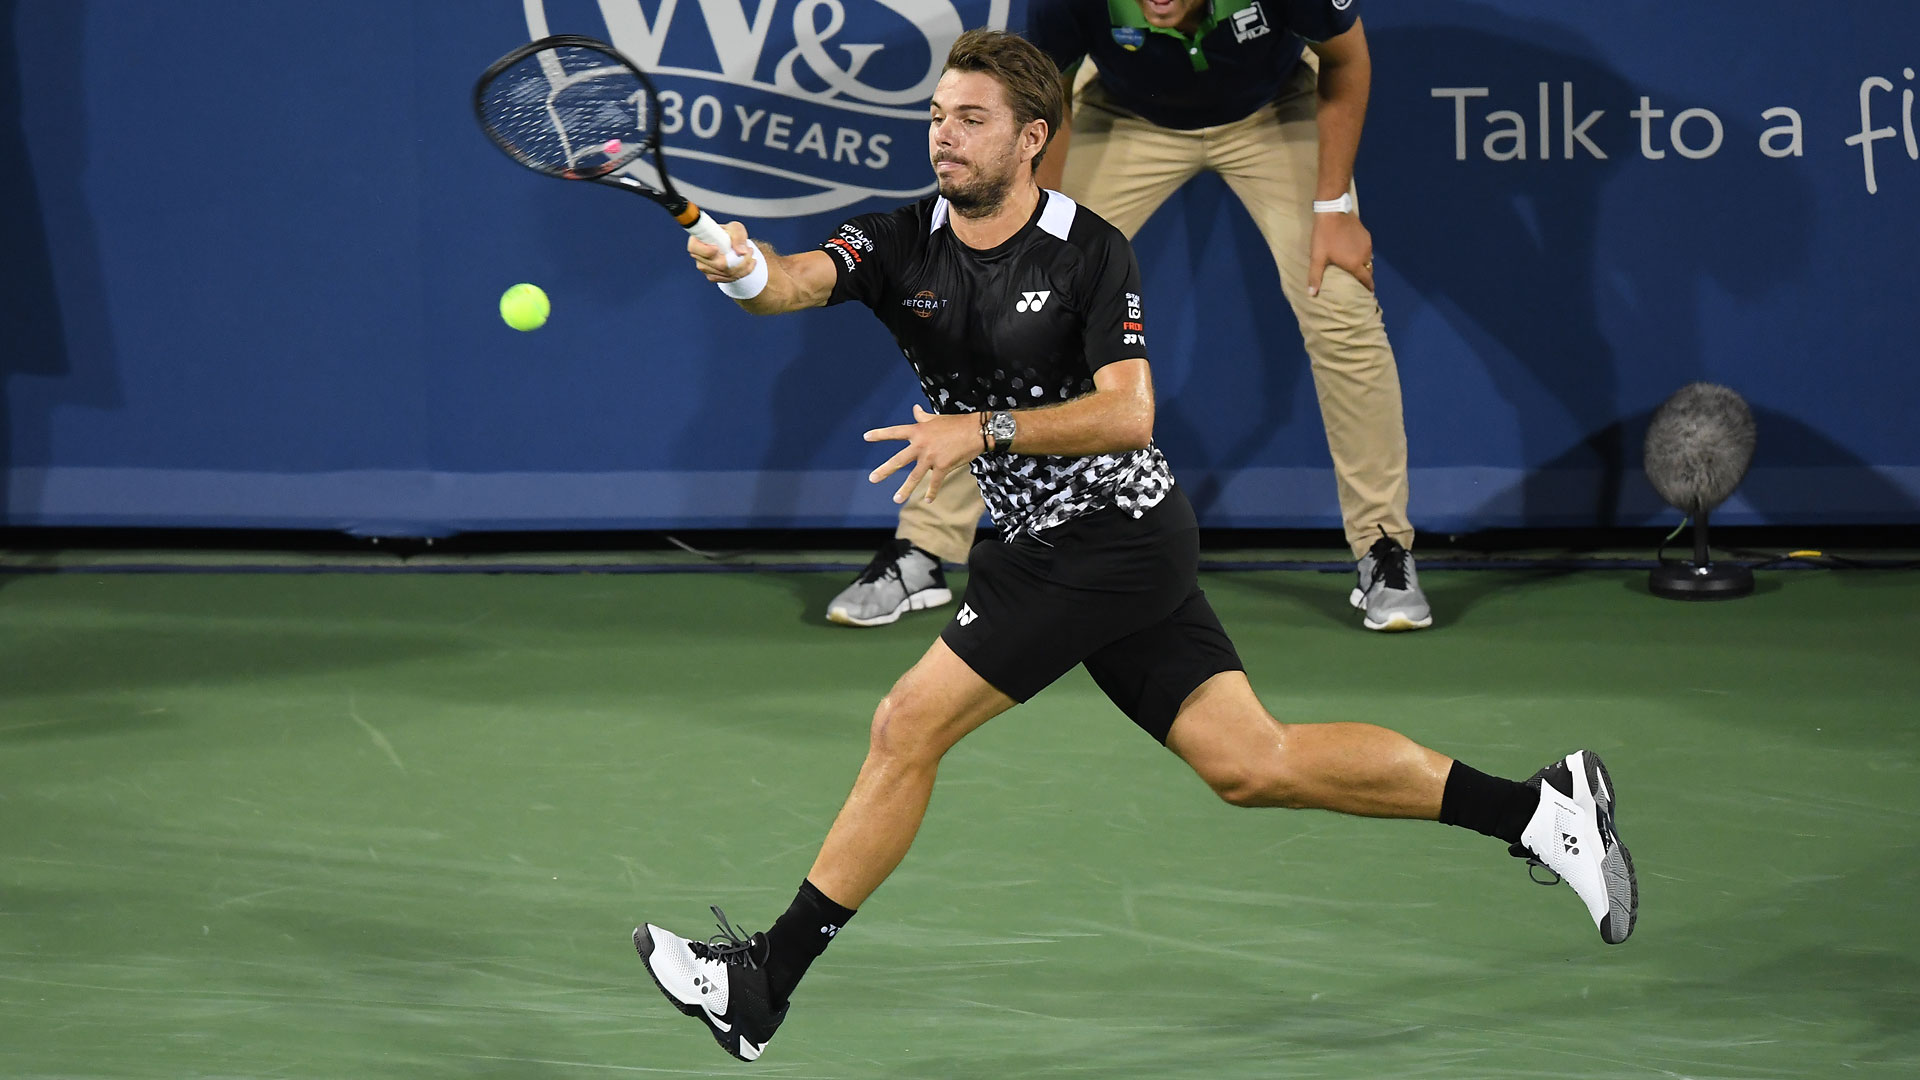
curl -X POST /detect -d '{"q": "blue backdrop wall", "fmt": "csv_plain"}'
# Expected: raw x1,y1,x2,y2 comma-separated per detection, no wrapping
3,0,1916,535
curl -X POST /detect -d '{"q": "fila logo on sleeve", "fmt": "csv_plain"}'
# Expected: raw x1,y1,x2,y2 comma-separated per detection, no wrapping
1015,291,1051,312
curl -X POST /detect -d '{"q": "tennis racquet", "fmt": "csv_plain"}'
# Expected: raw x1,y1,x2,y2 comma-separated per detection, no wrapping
472,34,766,297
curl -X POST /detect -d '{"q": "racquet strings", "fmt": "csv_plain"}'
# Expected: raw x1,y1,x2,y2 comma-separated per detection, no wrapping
477,43,651,178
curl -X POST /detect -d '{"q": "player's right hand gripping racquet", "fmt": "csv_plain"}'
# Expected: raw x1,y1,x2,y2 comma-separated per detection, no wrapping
473,34,767,298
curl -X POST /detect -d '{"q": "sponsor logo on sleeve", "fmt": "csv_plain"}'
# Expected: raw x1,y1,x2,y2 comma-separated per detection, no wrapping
826,236,861,271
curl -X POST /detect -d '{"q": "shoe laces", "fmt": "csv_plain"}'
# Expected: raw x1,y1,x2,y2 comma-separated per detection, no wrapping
1508,766,1569,887
690,906,767,969
852,539,914,586
1365,527,1411,591
1509,842,1564,887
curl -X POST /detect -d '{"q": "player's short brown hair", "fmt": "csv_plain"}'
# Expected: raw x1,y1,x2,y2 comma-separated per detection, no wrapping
942,29,1065,172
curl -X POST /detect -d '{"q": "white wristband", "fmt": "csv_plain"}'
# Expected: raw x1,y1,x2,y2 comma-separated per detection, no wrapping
1313,193,1355,215
685,209,769,300
718,251,769,300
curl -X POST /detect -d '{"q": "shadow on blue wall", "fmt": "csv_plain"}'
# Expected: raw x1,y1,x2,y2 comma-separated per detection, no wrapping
2,0,123,536
1147,170,1318,521
1363,8,1907,527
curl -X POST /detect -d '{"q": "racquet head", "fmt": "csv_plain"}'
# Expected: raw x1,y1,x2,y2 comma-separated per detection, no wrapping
473,35,677,199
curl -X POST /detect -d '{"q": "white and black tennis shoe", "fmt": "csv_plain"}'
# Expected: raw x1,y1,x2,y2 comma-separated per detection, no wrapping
634,908,786,1062
1513,750,1638,944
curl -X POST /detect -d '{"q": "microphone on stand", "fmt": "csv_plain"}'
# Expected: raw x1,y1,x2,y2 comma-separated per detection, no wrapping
1642,382,1757,600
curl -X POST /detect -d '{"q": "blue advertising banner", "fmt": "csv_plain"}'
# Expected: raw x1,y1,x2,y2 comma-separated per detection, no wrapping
2,0,1915,534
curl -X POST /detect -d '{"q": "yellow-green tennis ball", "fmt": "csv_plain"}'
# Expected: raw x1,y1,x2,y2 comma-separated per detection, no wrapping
499,283,550,331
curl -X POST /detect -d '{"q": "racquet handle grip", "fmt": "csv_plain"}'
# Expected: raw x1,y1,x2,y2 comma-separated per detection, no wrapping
687,210,768,300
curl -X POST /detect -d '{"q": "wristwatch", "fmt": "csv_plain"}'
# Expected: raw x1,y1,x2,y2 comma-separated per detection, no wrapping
983,410,1017,453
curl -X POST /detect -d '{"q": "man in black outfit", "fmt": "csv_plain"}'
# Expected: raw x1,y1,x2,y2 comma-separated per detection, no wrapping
634,28,1637,1064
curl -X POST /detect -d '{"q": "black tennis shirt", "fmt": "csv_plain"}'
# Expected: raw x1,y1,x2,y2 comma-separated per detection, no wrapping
820,190,1174,538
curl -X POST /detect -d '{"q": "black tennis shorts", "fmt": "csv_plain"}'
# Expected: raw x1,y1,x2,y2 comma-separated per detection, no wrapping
939,486,1244,744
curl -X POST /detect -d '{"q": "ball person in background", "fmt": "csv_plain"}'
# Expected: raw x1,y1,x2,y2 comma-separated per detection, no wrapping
630,29,1634,1066
827,0,1432,634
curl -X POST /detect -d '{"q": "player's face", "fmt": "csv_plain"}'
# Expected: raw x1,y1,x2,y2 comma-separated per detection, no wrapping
1136,0,1207,32
929,70,1027,216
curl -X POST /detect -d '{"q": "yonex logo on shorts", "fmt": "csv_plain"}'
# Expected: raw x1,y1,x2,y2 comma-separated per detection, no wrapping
1015,291,1051,312
957,603,979,626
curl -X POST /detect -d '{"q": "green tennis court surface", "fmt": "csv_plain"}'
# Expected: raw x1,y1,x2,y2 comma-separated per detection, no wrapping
3,566,1915,1078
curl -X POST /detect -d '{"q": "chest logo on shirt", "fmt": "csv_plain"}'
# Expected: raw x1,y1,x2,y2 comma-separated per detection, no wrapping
1231,3,1270,43
1015,291,1052,313
1111,26,1145,50
903,290,947,318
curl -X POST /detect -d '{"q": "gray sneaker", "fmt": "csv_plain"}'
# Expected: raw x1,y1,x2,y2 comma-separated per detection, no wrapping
1349,529,1433,631
827,539,953,627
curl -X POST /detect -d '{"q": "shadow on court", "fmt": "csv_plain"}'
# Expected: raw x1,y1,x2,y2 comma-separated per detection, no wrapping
0,622,473,705
1224,565,1588,630
1220,569,1357,629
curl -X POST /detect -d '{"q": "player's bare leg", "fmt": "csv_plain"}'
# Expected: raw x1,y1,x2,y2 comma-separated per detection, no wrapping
805,638,1016,906
1165,670,1450,815
1164,671,1635,942
634,638,1013,1061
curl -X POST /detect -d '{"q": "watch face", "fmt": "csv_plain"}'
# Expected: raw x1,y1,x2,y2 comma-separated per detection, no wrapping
988,412,1017,439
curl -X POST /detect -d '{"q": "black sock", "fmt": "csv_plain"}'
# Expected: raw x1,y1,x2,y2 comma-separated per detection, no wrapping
1438,761,1535,845
761,879,856,1006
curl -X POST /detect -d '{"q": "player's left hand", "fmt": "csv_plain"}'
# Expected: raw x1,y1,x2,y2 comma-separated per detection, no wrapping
1307,211,1375,296
864,404,985,505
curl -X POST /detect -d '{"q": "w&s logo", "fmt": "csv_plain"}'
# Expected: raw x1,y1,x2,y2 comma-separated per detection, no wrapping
527,0,1011,218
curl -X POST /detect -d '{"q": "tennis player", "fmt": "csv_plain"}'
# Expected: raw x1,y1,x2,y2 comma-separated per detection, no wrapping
634,29,1635,1064
827,0,1431,635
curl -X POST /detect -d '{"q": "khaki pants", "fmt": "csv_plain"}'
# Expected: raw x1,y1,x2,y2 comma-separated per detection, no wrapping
898,61,1412,562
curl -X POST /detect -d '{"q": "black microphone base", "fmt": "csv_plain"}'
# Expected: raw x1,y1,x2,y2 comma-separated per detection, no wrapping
1649,561,1755,600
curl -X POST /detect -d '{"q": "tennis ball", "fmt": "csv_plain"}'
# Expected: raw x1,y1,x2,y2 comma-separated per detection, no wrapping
499,283,550,331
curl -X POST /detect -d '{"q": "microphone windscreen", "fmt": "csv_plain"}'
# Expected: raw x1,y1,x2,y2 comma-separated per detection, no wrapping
1643,382,1757,514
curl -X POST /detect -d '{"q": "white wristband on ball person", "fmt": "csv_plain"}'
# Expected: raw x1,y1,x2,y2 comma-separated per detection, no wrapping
1313,193,1355,215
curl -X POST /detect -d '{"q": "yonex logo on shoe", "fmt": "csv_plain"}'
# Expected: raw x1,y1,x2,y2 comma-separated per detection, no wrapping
957,603,979,626
1015,291,1051,312
693,974,718,995
1562,832,1580,855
